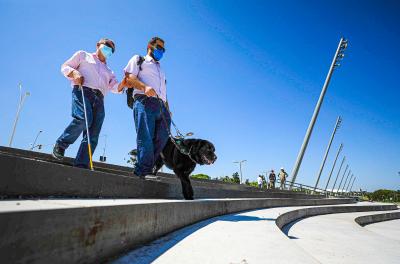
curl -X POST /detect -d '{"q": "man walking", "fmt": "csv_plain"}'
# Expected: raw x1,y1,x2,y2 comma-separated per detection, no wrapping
269,169,276,189
278,167,288,190
121,37,171,178
257,175,263,189
53,38,125,168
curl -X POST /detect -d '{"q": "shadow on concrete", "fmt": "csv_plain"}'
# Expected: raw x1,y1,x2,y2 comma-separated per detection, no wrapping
219,214,276,222
110,210,274,264
281,218,303,239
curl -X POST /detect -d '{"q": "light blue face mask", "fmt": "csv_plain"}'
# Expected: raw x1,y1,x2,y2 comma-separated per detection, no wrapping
100,45,113,59
152,48,164,61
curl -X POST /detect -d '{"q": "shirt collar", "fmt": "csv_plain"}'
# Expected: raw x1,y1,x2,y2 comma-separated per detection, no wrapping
92,52,107,64
145,54,159,64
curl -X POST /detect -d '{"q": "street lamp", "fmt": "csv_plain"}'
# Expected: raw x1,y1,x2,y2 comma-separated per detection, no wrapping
289,38,348,189
233,160,247,184
30,130,43,150
330,156,345,194
324,143,343,191
313,116,342,191
99,134,108,162
9,83,30,147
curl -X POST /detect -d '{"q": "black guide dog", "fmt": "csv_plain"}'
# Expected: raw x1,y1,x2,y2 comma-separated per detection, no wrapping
153,138,217,200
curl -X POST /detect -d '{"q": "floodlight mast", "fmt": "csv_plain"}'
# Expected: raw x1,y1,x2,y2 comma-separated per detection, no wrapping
289,38,348,189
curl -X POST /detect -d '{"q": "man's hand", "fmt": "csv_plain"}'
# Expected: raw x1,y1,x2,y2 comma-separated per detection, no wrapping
72,70,84,85
117,77,130,92
144,86,157,97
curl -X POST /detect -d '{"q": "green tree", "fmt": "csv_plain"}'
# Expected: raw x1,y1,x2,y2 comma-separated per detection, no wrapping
232,172,240,183
191,173,211,180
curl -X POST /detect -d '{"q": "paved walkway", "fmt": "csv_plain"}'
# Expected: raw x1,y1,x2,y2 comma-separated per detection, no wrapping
364,219,400,241
287,210,400,264
112,202,399,264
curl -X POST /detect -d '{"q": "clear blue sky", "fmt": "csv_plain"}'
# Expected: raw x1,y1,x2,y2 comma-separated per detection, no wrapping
0,0,399,191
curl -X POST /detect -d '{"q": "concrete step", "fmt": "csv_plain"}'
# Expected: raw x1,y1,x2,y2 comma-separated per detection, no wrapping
0,197,357,264
276,203,398,230
0,147,324,200
355,211,400,226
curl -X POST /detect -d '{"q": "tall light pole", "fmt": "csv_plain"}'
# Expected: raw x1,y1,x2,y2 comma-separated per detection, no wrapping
345,174,353,194
289,38,348,189
30,130,43,150
313,116,342,191
9,83,30,147
99,134,108,162
331,156,345,193
341,170,351,194
233,160,247,184
349,177,356,194
324,143,343,191
336,164,349,194
337,168,351,194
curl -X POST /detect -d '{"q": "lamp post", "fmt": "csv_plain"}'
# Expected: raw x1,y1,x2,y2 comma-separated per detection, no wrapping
324,143,343,191
30,130,43,150
349,177,356,194
337,168,351,194
313,116,342,192
9,83,30,147
289,38,348,189
331,156,345,194
99,134,108,162
344,174,353,195
336,164,349,194
341,170,351,194
233,160,247,184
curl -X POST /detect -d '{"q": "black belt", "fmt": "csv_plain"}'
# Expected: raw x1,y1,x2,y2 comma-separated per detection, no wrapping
134,94,161,102
74,85,104,99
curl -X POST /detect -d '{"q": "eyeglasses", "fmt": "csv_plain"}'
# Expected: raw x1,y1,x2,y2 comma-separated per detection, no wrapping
102,42,115,53
153,44,165,53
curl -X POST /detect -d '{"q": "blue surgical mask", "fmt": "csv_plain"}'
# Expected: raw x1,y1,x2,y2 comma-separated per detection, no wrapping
100,45,113,59
152,48,164,61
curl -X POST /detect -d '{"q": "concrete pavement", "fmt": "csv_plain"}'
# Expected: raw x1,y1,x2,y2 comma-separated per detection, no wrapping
287,209,400,264
364,219,400,241
112,202,398,264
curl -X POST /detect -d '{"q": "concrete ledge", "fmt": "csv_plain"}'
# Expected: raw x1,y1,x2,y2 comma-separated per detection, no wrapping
0,197,354,263
0,150,326,200
276,203,398,229
0,146,325,199
355,211,400,226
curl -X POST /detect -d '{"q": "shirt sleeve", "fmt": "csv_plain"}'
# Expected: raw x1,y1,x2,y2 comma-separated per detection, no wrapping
108,71,122,94
123,55,140,76
61,50,84,80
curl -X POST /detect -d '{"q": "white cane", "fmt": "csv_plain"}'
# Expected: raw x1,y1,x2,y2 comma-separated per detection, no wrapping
79,85,94,170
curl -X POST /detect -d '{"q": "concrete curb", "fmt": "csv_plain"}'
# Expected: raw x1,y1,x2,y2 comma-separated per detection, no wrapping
0,198,354,264
0,147,324,199
275,204,398,229
0,151,326,200
355,211,400,226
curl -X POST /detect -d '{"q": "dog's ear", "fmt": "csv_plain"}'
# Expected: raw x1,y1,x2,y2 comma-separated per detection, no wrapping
193,140,204,153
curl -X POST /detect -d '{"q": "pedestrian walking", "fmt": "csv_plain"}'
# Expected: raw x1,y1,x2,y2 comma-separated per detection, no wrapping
53,38,125,168
257,175,263,189
269,169,276,189
122,37,171,178
278,167,288,190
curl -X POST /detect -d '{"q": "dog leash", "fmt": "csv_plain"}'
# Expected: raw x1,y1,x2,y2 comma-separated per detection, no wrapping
153,94,197,163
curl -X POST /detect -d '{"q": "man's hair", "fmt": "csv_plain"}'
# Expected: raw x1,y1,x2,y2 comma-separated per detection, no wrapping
148,36,164,47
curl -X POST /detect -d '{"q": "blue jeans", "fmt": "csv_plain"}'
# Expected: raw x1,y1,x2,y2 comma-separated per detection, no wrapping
56,86,105,168
133,95,171,176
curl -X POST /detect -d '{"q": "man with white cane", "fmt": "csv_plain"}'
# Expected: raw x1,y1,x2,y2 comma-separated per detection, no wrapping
53,38,126,169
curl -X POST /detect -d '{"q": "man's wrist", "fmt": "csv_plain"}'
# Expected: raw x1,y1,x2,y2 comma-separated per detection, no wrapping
72,70,81,78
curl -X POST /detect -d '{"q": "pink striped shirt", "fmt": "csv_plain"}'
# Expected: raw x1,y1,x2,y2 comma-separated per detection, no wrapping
61,50,120,96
